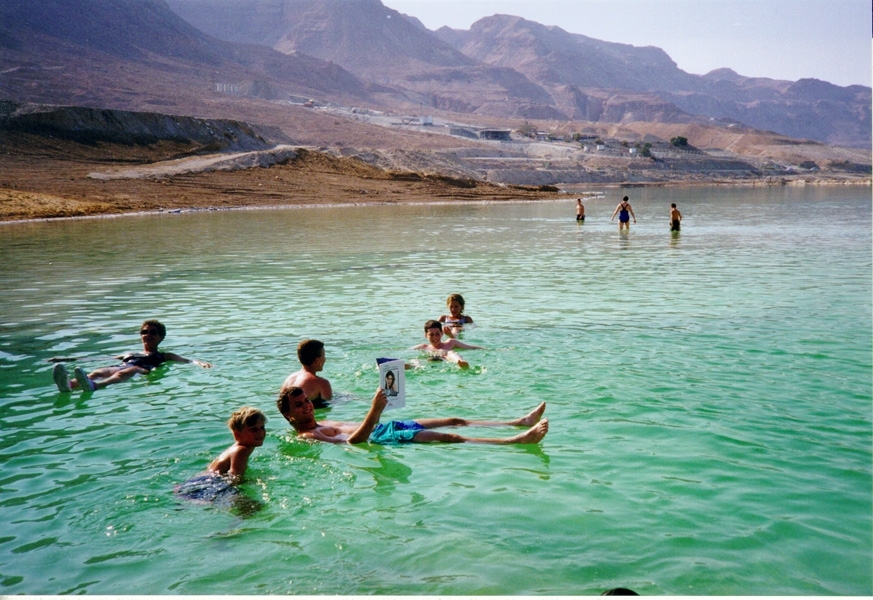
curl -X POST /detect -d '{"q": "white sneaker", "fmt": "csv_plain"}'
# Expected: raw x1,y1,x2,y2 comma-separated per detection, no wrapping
73,367,96,392
52,363,72,393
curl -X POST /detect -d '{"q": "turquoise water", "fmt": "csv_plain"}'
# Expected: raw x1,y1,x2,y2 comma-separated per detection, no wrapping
0,185,870,595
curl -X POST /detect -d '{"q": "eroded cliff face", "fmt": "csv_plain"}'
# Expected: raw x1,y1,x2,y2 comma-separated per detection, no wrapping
1,104,291,151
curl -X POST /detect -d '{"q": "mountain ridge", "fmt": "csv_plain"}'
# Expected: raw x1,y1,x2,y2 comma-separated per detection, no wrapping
164,0,870,148
0,0,378,111
1,0,870,159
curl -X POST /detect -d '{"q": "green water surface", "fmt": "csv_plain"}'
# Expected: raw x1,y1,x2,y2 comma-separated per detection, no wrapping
0,185,870,595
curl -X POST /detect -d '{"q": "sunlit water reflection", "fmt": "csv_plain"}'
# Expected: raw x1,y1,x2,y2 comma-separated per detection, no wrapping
0,185,870,594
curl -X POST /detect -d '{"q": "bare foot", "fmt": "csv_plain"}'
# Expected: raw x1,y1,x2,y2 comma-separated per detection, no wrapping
509,419,548,444
513,402,546,427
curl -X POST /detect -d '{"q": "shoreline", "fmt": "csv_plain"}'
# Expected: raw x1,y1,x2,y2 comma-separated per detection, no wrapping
2,178,869,226
0,195,591,226
3,128,868,224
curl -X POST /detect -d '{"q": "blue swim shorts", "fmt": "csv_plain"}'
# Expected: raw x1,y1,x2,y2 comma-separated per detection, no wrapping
369,420,425,444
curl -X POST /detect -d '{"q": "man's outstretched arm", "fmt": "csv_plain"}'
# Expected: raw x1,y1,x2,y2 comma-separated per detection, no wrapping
347,389,388,444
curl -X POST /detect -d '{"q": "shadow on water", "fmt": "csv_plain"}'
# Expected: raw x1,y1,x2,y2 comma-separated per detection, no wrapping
361,450,415,494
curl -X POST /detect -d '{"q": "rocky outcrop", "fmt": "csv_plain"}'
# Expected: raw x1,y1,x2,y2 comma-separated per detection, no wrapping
0,104,291,151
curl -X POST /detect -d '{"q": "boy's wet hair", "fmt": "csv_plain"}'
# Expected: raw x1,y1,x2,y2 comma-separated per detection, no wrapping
140,319,166,340
276,386,305,422
446,293,465,310
424,319,442,332
227,406,266,431
297,339,324,366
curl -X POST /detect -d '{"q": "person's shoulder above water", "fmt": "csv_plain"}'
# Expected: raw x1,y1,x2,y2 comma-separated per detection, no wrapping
176,406,267,504
282,338,332,404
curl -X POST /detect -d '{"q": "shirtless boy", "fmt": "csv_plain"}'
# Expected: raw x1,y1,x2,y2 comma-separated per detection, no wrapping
52,319,212,392
281,339,332,408
278,386,548,445
175,407,267,502
205,407,267,481
411,319,482,369
670,203,682,232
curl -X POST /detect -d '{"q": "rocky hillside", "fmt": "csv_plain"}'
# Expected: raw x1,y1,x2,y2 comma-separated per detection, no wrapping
0,0,374,111
1,0,869,200
0,102,291,150
167,0,871,148
437,15,871,148
165,0,561,117
437,15,699,92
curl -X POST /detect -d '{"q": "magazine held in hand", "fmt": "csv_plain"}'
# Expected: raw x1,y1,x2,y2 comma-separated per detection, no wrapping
376,358,405,409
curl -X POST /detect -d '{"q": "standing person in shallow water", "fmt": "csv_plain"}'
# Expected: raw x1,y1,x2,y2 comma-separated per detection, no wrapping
576,198,586,222
278,386,548,445
611,195,636,231
439,293,474,338
670,203,682,232
281,339,332,408
52,319,212,392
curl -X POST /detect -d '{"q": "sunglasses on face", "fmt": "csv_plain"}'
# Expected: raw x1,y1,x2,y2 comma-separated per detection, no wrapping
140,329,160,336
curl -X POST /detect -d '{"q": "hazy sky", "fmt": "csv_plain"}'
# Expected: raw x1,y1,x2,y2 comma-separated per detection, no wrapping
383,0,872,88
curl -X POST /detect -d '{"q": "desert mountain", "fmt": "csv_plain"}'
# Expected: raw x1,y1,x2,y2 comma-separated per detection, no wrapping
167,0,870,148
436,15,699,92
166,0,474,75
0,0,374,113
436,15,871,147
165,0,563,117
2,0,870,153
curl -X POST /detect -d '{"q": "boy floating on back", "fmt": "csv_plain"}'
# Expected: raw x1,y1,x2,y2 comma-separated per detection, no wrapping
412,319,482,369
52,319,211,392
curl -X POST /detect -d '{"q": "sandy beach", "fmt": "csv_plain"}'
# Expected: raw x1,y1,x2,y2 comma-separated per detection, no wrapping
2,129,868,223
0,135,566,222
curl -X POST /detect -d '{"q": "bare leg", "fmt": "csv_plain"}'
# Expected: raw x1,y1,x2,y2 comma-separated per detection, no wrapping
70,365,114,389
414,402,546,430
411,419,548,444
79,365,147,390
445,351,469,369
88,366,123,380
96,366,147,389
